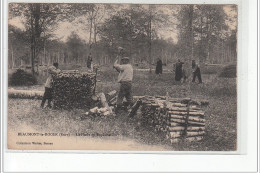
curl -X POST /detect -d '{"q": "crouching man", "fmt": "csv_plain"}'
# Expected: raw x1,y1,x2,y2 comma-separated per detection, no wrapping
113,57,133,114
41,62,61,108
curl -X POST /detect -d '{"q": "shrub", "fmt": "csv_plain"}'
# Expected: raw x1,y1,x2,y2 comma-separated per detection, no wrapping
201,64,224,75
219,64,237,78
9,69,37,86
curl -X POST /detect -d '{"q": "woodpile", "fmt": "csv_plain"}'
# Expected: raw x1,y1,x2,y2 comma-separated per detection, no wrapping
52,71,96,109
139,96,206,144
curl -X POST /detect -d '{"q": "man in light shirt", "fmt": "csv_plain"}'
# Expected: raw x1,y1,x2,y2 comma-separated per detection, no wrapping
40,62,61,108
113,57,133,113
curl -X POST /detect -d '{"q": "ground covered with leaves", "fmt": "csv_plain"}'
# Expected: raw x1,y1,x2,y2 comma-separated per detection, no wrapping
8,66,237,151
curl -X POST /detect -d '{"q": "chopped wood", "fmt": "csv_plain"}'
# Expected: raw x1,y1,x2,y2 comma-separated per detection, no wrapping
169,115,205,123
168,111,204,116
168,131,205,138
98,92,113,114
169,120,205,126
168,126,205,132
128,99,142,117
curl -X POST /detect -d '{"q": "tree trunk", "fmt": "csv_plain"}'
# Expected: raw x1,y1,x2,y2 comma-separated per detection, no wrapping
89,11,93,50
206,21,211,64
148,5,152,73
188,5,194,61
30,4,35,75
11,45,14,69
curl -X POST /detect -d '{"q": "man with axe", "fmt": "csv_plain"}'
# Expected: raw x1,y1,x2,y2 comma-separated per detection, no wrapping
113,47,134,114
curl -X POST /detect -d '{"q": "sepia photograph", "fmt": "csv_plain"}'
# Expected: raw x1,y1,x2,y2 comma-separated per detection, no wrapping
7,3,238,151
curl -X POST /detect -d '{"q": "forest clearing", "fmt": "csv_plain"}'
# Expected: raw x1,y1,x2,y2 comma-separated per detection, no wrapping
8,64,237,151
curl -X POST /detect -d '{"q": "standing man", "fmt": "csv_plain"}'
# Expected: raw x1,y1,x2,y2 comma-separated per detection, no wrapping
113,57,133,113
41,62,61,108
155,57,163,75
175,59,184,81
87,53,93,72
192,60,202,83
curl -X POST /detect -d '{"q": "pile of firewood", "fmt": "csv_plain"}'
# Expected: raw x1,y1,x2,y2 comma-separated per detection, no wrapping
52,71,96,109
138,96,206,143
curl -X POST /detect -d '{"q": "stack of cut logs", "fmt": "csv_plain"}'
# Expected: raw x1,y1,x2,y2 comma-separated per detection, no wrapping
140,96,206,143
52,71,96,109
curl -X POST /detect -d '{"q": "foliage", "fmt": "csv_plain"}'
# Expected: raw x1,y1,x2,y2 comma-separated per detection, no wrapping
176,5,237,64
66,32,87,63
8,4,237,70
9,69,37,86
9,3,74,75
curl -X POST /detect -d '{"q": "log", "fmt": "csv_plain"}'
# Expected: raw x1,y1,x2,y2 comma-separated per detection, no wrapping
168,126,205,132
169,103,187,107
128,99,142,117
169,120,205,126
168,107,201,112
8,89,44,99
98,92,113,114
168,111,204,116
169,115,205,123
167,122,182,127
168,131,205,138
106,90,117,101
185,136,204,142
151,96,209,106
109,96,116,103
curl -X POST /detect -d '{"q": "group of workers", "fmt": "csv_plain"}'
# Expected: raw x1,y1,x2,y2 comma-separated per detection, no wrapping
156,58,202,84
40,54,201,114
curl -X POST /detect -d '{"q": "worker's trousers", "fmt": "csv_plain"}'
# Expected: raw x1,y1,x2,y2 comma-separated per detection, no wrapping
117,81,133,107
41,87,53,108
192,68,202,83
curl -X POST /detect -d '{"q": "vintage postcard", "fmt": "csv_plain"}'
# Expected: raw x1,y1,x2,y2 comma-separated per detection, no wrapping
7,3,237,151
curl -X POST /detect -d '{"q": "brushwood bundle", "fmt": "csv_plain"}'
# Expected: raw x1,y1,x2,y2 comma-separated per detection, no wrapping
52,71,96,109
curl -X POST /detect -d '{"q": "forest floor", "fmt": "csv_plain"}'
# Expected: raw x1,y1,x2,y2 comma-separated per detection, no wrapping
7,65,237,151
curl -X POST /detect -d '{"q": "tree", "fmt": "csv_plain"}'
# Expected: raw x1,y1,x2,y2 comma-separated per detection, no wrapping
66,32,86,64
98,4,171,67
176,5,231,64
8,25,30,68
9,3,70,75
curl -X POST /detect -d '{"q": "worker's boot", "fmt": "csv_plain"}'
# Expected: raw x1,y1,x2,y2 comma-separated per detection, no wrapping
40,100,45,109
47,100,52,109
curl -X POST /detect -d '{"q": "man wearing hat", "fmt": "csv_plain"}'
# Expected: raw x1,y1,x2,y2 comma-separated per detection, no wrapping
113,56,133,113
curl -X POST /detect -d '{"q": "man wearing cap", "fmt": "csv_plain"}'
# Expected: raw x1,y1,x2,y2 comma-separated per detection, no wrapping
41,62,61,108
113,57,133,113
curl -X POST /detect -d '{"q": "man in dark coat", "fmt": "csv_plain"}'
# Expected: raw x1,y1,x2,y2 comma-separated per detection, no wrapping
175,59,184,81
87,53,93,71
192,60,202,83
155,58,162,74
